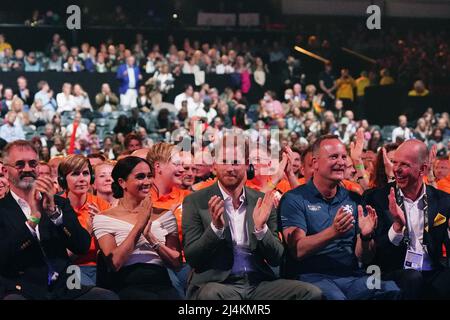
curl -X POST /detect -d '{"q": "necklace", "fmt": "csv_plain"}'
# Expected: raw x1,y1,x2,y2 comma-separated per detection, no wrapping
118,198,139,212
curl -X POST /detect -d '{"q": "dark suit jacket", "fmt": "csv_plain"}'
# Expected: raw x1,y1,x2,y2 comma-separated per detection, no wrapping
364,183,450,273
0,192,91,299
182,182,283,290
14,88,34,107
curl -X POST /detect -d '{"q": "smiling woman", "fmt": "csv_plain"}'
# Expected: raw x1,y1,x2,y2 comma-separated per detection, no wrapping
57,154,111,286
92,156,182,299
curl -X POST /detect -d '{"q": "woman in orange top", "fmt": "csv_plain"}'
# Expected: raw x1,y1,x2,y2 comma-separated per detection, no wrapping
58,154,111,286
146,142,191,298
93,161,118,206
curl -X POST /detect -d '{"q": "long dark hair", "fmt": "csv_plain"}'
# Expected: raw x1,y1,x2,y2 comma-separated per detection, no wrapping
111,156,151,198
370,143,399,189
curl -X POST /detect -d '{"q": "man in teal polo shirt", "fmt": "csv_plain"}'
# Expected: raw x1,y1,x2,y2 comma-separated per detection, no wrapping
280,135,401,300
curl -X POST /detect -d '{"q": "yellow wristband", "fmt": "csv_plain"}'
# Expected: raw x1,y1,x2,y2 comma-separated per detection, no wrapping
267,179,277,190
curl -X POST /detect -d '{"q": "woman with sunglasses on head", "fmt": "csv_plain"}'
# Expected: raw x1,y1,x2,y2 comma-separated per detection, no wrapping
58,155,111,286
93,156,181,300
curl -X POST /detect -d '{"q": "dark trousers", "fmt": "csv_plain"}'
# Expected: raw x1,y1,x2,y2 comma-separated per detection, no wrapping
190,273,322,300
383,268,450,299
113,263,180,300
3,287,118,300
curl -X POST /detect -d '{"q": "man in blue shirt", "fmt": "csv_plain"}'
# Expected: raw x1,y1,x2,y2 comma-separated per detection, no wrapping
280,134,401,300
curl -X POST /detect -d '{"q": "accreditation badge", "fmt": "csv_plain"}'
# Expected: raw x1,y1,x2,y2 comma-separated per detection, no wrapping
404,249,423,271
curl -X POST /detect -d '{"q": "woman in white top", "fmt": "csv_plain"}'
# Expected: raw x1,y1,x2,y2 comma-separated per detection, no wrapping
93,156,181,299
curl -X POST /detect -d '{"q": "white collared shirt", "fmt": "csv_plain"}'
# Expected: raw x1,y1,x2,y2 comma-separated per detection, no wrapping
210,182,268,246
10,190,63,240
127,66,136,89
388,185,445,271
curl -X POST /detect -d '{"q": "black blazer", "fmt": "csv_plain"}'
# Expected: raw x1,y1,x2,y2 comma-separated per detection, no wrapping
364,183,450,273
182,183,283,291
0,192,91,299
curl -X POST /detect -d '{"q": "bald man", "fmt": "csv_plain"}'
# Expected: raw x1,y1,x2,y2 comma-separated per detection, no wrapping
365,140,450,299
131,148,150,159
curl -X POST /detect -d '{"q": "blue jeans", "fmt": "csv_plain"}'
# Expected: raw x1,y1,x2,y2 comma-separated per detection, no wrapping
80,265,97,287
168,263,191,300
299,273,401,300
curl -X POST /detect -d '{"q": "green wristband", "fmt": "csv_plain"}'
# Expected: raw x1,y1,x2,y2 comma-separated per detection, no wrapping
355,163,365,170
28,216,41,225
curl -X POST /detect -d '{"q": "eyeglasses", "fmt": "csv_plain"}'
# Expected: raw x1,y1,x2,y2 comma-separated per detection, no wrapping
5,160,39,170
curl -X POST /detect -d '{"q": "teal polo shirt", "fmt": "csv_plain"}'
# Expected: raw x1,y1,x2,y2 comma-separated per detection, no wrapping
280,179,363,276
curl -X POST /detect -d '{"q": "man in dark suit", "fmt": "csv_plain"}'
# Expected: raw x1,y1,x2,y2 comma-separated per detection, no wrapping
14,76,34,108
0,140,117,300
365,139,450,299
182,134,321,300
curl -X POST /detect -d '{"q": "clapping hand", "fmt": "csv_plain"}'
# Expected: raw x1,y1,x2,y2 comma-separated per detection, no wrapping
332,207,355,237
253,191,275,231
135,197,153,229
358,205,378,237
208,195,225,229
389,187,406,232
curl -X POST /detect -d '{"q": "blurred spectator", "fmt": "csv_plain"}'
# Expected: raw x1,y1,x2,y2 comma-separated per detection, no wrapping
51,113,67,137
263,90,284,119
414,117,431,143
335,68,356,109
0,111,25,142
0,87,14,117
63,56,82,72
408,80,429,96
355,71,370,99
113,114,132,136
10,49,26,71
10,97,30,128
47,52,63,71
216,55,235,74
318,62,336,108
136,85,152,113
14,76,33,107
95,83,119,113
282,56,301,87
148,108,173,139
379,68,395,85
0,47,13,71
73,83,93,118
151,63,175,94
95,52,108,73
174,84,194,112
34,80,56,111
24,52,42,71
0,34,12,52
50,135,67,157
66,112,88,142
253,56,268,87
392,114,413,143
117,55,141,110
40,123,55,149
56,83,76,114
124,133,143,153
129,107,147,131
